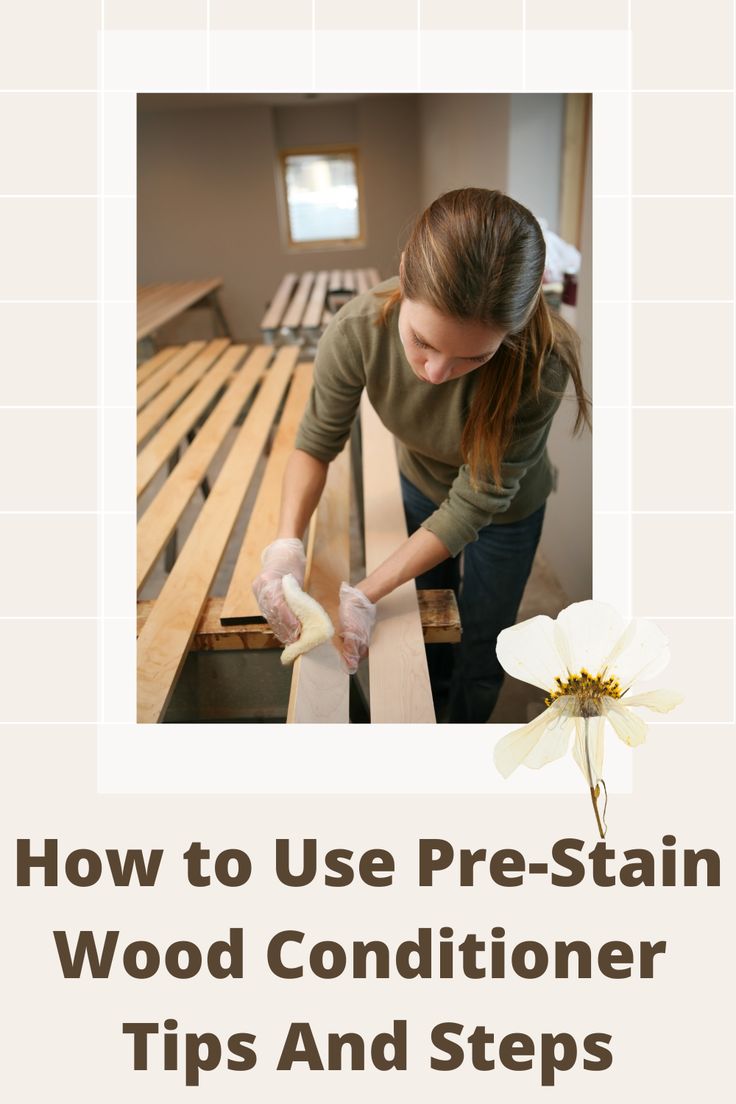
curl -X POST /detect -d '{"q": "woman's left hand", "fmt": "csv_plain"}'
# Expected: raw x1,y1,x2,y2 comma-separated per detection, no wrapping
338,582,377,674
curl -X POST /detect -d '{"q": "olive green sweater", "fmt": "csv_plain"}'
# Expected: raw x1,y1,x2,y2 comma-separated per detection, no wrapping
295,278,569,558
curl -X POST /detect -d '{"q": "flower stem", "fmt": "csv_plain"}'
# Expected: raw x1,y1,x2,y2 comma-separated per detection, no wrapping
584,717,606,839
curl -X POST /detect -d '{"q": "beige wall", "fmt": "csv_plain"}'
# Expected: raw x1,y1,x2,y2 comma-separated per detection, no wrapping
137,96,422,341
418,94,510,206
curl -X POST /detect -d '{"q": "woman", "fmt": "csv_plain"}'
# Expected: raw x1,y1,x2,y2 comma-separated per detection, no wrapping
253,188,589,722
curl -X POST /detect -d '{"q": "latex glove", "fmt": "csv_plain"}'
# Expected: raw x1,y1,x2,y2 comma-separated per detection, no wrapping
338,582,377,674
252,538,306,644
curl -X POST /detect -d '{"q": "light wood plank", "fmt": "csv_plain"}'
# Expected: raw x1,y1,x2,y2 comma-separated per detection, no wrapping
137,280,205,336
366,268,381,287
342,270,356,291
219,362,314,623
137,277,223,339
136,345,277,589
361,393,435,723
136,338,230,445
301,270,330,330
259,272,298,331
137,348,297,723
287,446,351,723
355,269,370,294
137,589,460,652
137,344,249,498
137,345,179,384
282,271,315,329
559,93,590,250
328,269,343,290
137,341,206,410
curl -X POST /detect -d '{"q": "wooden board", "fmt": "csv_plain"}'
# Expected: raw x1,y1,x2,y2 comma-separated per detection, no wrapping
137,345,276,590
282,272,315,329
559,93,590,249
360,393,435,723
287,446,351,724
136,338,230,445
136,343,249,498
137,347,297,723
259,272,298,332
137,278,223,340
137,341,206,411
137,589,460,652
219,362,314,624
137,345,179,385
301,270,330,330
366,268,381,287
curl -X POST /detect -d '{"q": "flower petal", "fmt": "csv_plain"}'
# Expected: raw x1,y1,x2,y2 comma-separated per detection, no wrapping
605,700,648,747
524,710,575,769
493,704,562,778
572,715,605,784
554,601,626,677
602,617,670,688
496,614,564,691
621,688,684,713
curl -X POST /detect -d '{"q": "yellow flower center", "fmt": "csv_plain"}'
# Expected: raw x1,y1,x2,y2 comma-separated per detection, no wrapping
545,668,623,716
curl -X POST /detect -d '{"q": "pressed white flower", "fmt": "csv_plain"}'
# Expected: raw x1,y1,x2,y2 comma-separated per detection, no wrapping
493,600,683,836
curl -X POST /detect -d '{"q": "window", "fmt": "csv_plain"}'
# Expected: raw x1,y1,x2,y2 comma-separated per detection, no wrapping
279,146,365,249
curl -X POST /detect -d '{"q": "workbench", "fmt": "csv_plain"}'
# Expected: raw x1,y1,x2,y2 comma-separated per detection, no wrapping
136,339,459,724
260,268,381,345
137,278,230,342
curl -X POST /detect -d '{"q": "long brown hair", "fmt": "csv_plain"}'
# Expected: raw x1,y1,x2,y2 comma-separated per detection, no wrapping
379,188,589,487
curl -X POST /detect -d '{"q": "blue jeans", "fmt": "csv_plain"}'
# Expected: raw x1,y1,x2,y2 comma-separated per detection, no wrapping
400,473,545,723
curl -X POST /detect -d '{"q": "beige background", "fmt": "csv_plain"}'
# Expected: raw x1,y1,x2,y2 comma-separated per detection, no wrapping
2,726,733,1101
1,1,735,1099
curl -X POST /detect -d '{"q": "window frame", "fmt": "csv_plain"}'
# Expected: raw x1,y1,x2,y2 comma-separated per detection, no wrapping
277,144,366,252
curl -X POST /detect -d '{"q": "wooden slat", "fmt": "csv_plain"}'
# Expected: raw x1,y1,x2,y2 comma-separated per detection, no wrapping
361,393,435,723
137,348,297,723
282,272,315,329
355,270,370,294
137,345,277,589
137,345,179,384
342,270,356,291
137,344,249,498
136,338,230,445
137,589,461,652
260,273,299,332
137,277,223,339
328,269,343,290
366,268,381,287
220,362,314,623
301,270,330,330
137,341,206,410
287,446,351,723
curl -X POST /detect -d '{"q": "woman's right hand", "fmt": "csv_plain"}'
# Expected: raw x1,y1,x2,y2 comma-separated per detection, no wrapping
251,538,307,644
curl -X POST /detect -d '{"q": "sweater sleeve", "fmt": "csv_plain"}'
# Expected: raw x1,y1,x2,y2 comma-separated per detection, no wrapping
420,357,569,557
294,316,366,463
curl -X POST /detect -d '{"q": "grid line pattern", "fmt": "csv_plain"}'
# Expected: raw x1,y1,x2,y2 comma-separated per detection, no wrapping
0,1,732,746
